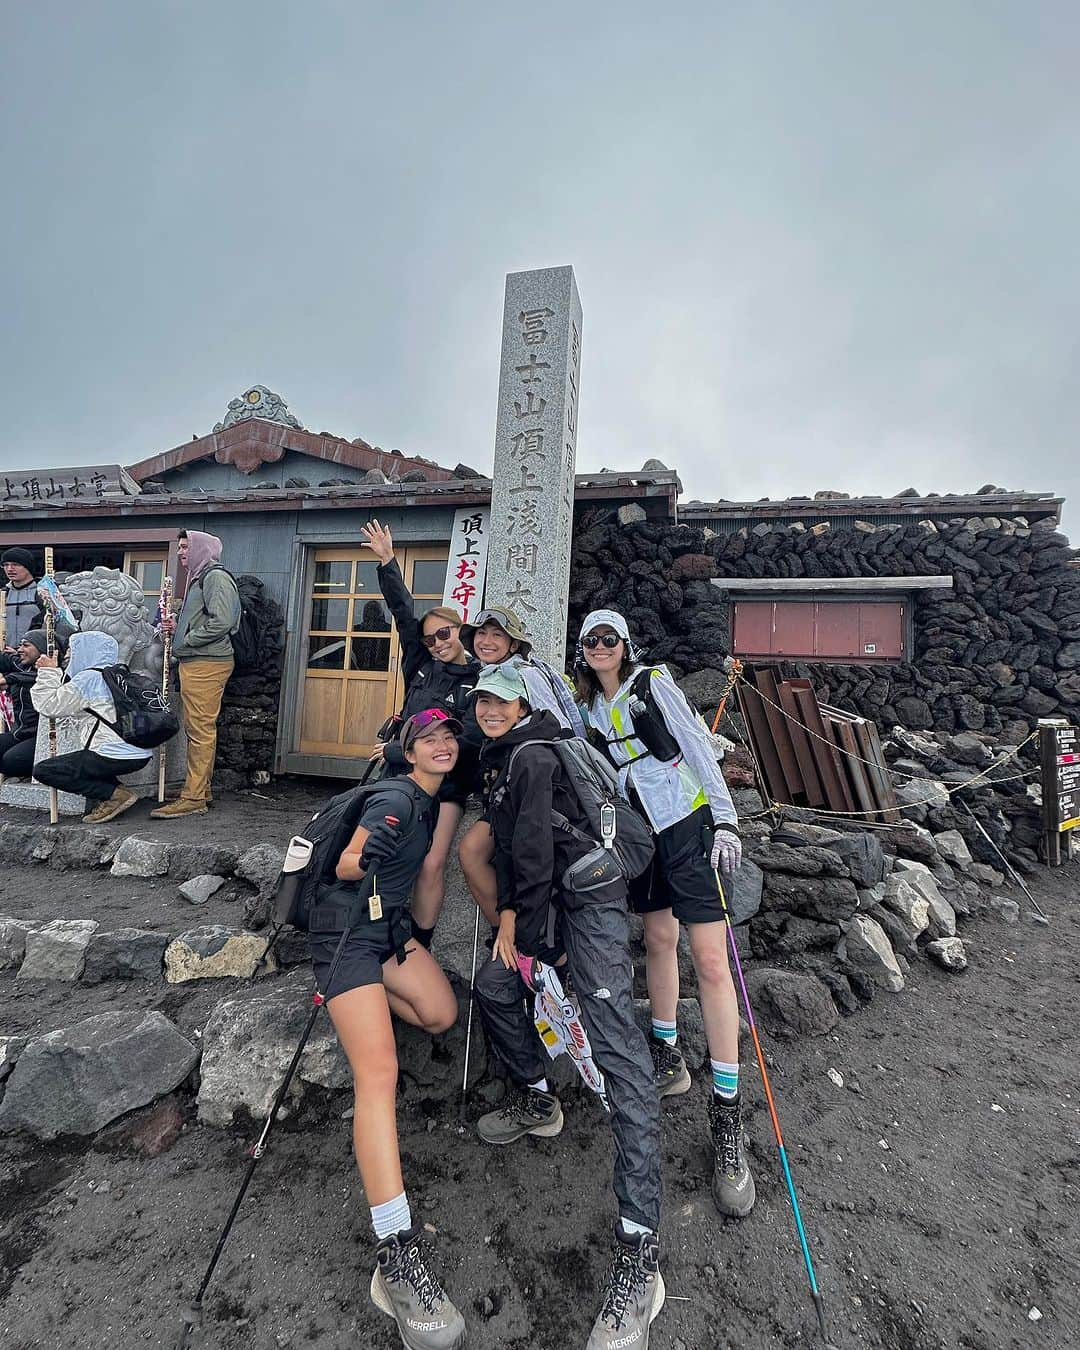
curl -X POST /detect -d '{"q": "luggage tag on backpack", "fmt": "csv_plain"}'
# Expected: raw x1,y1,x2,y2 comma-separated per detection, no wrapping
368,813,400,922
599,801,617,850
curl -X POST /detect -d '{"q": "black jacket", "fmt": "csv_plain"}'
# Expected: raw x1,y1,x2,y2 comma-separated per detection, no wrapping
483,711,598,956
0,652,40,740
377,558,483,777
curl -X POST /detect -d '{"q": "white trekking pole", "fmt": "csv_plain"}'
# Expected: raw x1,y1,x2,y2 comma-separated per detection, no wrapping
460,904,483,1097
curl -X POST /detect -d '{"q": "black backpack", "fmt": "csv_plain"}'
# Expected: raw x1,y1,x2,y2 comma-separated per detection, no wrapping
202,565,259,671
270,776,426,931
503,738,655,886
88,665,180,750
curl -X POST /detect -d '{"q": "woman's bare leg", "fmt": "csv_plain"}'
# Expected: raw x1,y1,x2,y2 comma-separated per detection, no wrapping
641,908,681,1024
410,802,464,929
458,818,498,925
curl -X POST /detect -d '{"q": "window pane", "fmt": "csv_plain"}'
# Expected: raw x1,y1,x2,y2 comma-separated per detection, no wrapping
349,637,391,671
413,597,462,621
411,560,447,595
352,599,391,632
353,561,381,594
314,560,351,590
310,598,349,631
307,636,347,670
142,561,163,590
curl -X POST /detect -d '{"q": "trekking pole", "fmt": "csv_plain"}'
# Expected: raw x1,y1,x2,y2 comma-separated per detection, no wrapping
175,817,396,1347
460,902,482,1097
157,574,173,804
714,867,831,1345
42,547,60,825
959,800,1049,925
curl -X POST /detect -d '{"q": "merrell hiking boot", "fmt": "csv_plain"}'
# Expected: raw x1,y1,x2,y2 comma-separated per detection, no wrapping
370,1225,467,1350
708,1094,756,1218
83,787,137,824
649,1036,691,1098
586,1225,665,1350
476,1084,563,1145
149,797,208,819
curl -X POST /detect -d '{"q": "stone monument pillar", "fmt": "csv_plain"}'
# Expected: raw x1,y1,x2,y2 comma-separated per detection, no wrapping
485,266,582,667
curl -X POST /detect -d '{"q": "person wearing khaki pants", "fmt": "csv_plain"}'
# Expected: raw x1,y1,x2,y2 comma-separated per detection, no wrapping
152,529,240,819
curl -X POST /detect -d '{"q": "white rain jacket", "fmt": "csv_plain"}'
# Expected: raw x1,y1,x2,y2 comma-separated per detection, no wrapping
30,631,149,761
585,664,737,833
485,653,587,737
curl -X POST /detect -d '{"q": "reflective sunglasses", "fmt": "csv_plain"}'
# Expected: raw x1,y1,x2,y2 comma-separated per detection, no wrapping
421,625,457,648
407,708,455,732
582,632,622,650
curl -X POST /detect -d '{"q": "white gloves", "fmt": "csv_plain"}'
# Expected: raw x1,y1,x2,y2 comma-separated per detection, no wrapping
710,828,742,875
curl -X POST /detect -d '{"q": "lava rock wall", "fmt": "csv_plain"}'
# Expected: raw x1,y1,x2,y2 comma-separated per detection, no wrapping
212,577,285,791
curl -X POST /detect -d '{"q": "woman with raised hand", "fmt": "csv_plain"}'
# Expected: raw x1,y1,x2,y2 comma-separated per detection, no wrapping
576,608,754,1220
310,708,467,1349
360,519,482,945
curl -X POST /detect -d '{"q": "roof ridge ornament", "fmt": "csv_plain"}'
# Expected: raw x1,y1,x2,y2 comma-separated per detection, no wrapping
213,386,303,433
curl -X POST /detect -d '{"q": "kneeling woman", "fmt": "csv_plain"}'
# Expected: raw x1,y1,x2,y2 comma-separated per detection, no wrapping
310,709,467,1350
470,666,664,1350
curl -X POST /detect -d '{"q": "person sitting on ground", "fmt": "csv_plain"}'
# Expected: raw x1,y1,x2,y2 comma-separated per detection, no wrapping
309,707,467,1350
359,518,482,947
0,630,48,778
458,605,586,927
30,631,151,823
1,548,44,650
469,664,665,1350
576,608,753,1220
152,529,240,819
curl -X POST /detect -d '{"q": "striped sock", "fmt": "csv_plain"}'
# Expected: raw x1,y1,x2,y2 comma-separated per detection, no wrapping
651,1017,678,1047
711,1059,739,1100
371,1191,412,1240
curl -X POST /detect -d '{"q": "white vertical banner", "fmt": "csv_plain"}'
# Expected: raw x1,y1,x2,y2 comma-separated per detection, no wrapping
442,507,491,625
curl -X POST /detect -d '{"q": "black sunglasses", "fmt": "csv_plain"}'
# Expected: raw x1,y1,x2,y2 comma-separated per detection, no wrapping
582,633,622,650
421,625,457,648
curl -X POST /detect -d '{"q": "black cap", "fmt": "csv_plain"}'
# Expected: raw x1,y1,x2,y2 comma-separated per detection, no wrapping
21,629,49,656
1,547,40,575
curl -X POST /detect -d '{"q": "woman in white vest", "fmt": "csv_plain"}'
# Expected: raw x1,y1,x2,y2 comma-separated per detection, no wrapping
575,608,755,1221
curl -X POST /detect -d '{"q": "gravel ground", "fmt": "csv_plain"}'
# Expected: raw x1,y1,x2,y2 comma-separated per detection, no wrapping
1,855,1077,1350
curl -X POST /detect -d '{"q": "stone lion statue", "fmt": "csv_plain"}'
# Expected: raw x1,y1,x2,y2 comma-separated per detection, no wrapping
59,567,164,682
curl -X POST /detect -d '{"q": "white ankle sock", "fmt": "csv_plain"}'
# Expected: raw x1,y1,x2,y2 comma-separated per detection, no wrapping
371,1191,412,1240
528,1077,549,1093
619,1217,655,1239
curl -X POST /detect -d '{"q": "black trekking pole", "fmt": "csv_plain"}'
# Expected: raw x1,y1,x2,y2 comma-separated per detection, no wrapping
175,815,398,1347
958,800,1049,925
714,867,833,1347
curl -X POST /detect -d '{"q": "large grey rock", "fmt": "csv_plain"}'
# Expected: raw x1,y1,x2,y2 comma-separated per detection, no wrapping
743,968,839,1038
0,1035,28,1083
925,893,958,940
760,873,860,924
837,916,904,993
235,843,287,930
166,844,240,882
18,919,99,981
110,837,170,879
927,937,968,972
882,876,930,938
82,929,168,983
753,844,850,879
934,830,973,868
165,925,274,982
725,858,764,925
198,977,349,1126
970,863,1005,888
892,859,947,909
0,917,39,970
0,1010,198,1140
179,875,226,906
827,833,887,888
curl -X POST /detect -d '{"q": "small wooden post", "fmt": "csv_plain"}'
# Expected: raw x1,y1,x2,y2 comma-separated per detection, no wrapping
43,546,60,824
157,575,173,803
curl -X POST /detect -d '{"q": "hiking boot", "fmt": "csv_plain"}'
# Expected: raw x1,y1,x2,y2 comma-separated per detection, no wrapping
149,797,208,819
476,1084,563,1145
649,1036,692,1098
83,787,138,824
369,1225,467,1350
709,1095,756,1218
586,1225,665,1350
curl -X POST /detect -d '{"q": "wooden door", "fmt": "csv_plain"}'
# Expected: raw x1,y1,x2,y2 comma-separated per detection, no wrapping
297,546,448,757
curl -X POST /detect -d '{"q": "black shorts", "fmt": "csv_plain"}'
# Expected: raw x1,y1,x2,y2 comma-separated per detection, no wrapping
308,909,413,1001
628,806,724,925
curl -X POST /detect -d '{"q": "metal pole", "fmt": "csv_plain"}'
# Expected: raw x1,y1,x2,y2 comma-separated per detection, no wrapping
461,902,482,1097
157,575,173,803
43,546,59,825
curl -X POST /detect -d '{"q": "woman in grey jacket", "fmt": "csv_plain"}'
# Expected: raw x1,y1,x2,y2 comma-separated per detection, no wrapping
31,631,151,823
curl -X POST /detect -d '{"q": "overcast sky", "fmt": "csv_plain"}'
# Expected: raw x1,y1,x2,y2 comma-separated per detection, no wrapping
2,3,1077,531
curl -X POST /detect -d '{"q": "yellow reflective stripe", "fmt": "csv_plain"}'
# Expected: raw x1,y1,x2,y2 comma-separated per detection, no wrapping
691,786,708,811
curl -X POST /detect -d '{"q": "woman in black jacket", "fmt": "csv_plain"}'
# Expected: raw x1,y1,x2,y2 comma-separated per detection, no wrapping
0,629,47,777
469,664,666,1350
360,519,482,942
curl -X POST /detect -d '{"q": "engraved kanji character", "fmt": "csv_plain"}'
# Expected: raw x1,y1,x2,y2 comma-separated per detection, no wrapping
69,476,86,497
45,477,66,499
507,543,538,575
519,307,554,346
2,478,17,501
513,390,547,420
508,463,542,495
515,353,551,385
461,512,485,536
505,581,538,614
21,478,42,501
510,428,545,461
90,473,107,496
507,497,544,536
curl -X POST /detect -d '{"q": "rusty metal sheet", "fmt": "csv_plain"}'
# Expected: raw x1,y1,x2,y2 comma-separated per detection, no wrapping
857,719,901,822
829,717,878,818
736,679,789,808
789,682,855,813
754,668,806,802
776,680,827,806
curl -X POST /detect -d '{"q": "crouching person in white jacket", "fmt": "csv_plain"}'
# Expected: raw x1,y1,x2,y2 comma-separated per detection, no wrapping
31,631,152,824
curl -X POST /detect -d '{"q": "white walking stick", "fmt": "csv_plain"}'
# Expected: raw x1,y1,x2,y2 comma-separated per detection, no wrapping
460,904,482,1096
